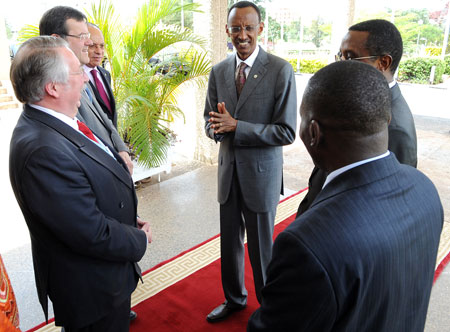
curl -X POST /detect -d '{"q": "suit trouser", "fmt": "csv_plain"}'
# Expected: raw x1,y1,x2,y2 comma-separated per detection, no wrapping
61,296,130,332
220,171,276,305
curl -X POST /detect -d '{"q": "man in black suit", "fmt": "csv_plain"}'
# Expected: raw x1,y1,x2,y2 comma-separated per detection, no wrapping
9,36,152,331
86,23,117,128
248,61,443,331
297,19,417,215
39,6,133,175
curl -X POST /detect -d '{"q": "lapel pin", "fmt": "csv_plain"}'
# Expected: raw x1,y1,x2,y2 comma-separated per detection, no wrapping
254,74,258,79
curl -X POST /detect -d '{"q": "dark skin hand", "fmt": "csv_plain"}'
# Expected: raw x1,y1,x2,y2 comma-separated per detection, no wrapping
209,102,238,134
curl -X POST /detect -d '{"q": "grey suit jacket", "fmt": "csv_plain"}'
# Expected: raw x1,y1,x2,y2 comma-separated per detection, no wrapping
204,47,297,213
248,154,443,331
78,84,127,153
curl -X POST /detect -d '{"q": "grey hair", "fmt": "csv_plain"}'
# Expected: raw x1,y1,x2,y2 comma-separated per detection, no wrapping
10,36,71,103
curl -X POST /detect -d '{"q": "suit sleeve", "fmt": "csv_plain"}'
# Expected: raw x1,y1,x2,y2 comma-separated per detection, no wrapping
235,62,297,147
20,146,146,263
204,67,224,142
388,126,417,167
86,84,128,153
247,230,337,332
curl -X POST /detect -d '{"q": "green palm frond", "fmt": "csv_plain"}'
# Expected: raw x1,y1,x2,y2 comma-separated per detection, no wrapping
86,0,211,167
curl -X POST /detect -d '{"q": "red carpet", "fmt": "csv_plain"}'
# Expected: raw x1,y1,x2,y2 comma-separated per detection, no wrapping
26,190,450,332
130,214,296,332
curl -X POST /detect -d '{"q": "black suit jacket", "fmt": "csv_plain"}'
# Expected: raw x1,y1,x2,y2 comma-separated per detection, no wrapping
297,84,417,215
248,154,443,331
89,66,117,128
9,105,146,328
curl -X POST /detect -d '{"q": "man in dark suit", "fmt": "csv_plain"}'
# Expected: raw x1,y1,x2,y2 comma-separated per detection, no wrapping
86,23,117,128
9,36,152,331
204,1,297,323
248,61,443,331
297,19,417,215
39,6,133,175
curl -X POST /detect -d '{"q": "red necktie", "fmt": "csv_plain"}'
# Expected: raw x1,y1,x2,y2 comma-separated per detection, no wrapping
235,62,248,98
91,69,112,113
77,120,99,143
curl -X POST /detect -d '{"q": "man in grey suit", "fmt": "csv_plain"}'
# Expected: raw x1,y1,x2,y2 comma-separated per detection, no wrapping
248,61,443,331
39,6,133,175
204,1,297,323
297,19,417,215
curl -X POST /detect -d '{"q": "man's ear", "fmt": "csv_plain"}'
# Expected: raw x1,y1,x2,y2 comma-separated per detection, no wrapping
377,54,392,73
258,22,264,36
309,119,321,147
44,81,59,98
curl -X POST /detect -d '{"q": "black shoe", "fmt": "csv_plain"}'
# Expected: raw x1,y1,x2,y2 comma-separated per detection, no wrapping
206,302,246,323
130,310,137,321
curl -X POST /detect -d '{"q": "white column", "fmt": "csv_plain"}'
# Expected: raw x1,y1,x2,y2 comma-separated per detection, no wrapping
192,0,228,164
0,16,11,80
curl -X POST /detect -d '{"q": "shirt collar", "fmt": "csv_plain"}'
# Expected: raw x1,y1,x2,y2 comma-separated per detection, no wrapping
29,103,78,131
83,64,97,74
322,151,391,189
235,45,260,69
389,80,397,88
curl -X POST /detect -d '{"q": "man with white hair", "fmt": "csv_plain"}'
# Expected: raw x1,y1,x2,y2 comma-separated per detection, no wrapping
9,36,151,332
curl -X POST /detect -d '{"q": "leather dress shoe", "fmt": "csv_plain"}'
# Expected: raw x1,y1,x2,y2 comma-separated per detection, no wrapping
206,302,246,323
130,310,137,321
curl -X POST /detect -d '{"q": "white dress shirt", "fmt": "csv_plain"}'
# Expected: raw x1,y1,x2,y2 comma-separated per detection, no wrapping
323,151,391,189
30,104,115,158
235,45,260,78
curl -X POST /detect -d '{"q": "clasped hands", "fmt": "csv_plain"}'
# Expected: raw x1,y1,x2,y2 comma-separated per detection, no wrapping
137,216,152,243
209,102,237,134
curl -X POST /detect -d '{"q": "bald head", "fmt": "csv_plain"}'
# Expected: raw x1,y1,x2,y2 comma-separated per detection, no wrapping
300,61,391,171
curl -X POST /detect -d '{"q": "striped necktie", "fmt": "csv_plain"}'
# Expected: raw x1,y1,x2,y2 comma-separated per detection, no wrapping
91,69,112,113
235,62,248,98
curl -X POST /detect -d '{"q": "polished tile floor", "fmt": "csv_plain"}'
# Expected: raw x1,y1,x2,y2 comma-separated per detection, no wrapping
2,78,450,330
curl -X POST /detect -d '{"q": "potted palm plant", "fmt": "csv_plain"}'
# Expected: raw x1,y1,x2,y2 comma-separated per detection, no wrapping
87,0,211,168
17,0,210,169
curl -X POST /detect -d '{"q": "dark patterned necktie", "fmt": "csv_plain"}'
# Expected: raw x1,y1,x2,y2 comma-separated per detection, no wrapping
235,62,248,98
91,69,112,113
77,120,99,143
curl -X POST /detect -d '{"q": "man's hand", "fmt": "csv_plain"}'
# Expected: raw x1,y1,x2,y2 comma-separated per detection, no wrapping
118,151,134,175
137,217,152,243
209,102,238,134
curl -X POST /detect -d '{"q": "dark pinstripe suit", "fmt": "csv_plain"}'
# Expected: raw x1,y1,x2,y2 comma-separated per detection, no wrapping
248,153,443,331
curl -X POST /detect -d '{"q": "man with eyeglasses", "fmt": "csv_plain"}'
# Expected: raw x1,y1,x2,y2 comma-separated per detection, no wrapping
297,19,417,216
85,23,117,128
39,6,133,175
39,6,139,323
204,0,297,323
9,36,151,332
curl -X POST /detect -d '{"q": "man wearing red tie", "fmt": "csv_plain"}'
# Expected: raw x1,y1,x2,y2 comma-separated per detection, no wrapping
9,36,152,331
85,23,117,128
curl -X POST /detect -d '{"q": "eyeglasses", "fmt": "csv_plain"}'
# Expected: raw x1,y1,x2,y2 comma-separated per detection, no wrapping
64,33,91,41
227,25,259,35
69,68,85,76
335,51,381,62
89,43,105,50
